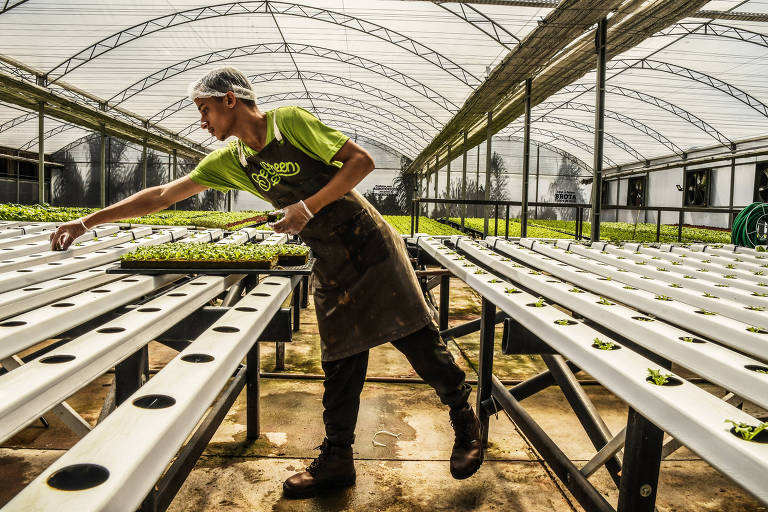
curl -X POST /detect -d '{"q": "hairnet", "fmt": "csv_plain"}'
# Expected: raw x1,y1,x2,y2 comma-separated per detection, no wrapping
188,66,257,102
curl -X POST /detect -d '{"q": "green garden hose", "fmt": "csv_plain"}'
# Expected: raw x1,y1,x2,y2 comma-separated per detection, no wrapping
731,202,768,247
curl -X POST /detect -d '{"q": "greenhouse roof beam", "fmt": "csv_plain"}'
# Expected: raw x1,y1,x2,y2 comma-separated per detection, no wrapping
435,2,520,50
110,42,458,113
406,0,559,7
557,84,733,146
497,134,592,172
510,126,617,167
656,22,768,50
150,70,443,131
0,0,27,15
46,1,480,88
691,10,768,23
534,100,683,155
408,0,708,174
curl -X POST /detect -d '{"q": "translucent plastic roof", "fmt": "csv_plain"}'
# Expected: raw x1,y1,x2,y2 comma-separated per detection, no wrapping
1,0,767,169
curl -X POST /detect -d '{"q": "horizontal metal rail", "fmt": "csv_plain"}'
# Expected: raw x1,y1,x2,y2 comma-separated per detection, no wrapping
4,276,296,511
417,235,768,506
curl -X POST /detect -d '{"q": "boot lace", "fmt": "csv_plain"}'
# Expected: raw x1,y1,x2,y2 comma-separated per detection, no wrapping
306,441,331,476
450,412,477,447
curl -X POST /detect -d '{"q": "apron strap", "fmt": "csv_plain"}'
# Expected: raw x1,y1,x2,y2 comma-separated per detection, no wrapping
273,109,283,142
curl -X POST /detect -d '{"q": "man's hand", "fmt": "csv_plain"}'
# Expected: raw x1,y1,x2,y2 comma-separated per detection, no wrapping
50,219,88,251
270,200,314,235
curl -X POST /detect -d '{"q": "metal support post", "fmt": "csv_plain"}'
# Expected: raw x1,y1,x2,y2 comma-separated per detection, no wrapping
476,142,481,214
656,209,662,242
616,177,620,222
38,101,44,204
494,204,499,236
542,354,622,486
301,275,309,308
521,78,532,237
728,156,736,229
292,280,302,332
678,210,684,242
439,274,450,331
484,111,493,235
461,131,468,229
505,205,510,240
590,17,608,242
434,155,439,201
142,139,147,190
114,345,149,407
100,125,106,208
534,144,540,218
617,408,664,512
246,339,260,439
446,144,451,199
172,149,177,210
476,297,496,447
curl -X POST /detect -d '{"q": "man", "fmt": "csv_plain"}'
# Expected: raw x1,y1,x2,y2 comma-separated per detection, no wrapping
50,66,483,498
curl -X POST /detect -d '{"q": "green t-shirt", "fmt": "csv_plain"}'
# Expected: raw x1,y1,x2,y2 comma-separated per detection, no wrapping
188,106,349,199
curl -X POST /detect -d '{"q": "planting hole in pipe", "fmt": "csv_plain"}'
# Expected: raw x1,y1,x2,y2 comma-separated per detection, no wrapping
51,303,75,308
47,464,109,491
235,306,258,312
0,320,26,327
97,327,126,334
678,336,706,344
182,353,215,363
133,394,176,409
167,293,187,297
138,307,161,313
252,292,270,297
213,326,240,333
22,287,41,291
40,355,76,364
745,365,768,374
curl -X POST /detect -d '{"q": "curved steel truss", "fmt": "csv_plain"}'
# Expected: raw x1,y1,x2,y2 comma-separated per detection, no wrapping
656,22,768,50
0,0,28,15
0,111,36,133
608,59,768,119
148,70,443,132
435,2,520,50
46,1,480,88
498,134,592,172
534,101,682,155
519,115,644,162
557,83,732,147
110,42,458,113
513,127,617,168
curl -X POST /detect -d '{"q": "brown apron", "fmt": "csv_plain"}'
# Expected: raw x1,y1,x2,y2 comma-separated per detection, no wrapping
242,111,435,361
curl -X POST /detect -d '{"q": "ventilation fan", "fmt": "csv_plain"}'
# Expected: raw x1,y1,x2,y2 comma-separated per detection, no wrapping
684,170,710,207
627,177,645,207
754,164,768,202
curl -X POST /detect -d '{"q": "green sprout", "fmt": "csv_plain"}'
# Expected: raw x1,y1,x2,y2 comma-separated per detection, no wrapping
597,297,614,306
501,258,511,262
647,369,671,386
651,256,661,260
754,368,768,375
696,310,717,316
453,256,466,260
747,326,767,334
725,420,768,441
657,267,669,272
655,295,672,301
746,305,765,311
504,287,521,294
757,246,767,252
462,263,473,267
753,292,768,297
617,256,626,260
680,336,694,343
529,271,542,275
532,297,546,307
702,292,718,299
569,288,584,293
640,276,653,280
723,274,737,279
759,282,768,287
756,271,765,276
488,278,501,284
669,283,682,288
725,264,736,269
683,275,695,279
554,319,572,326
635,261,647,265
473,269,487,275
592,337,616,350
697,268,709,272
672,261,682,265
564,250,573,254
623,285,637,290
701,259,711,263
714,283,729,287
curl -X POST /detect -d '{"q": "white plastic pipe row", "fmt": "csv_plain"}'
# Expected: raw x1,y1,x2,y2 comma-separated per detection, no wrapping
0,225,119,260
4,276,295,511
471,237,768,410
0,223,56,240
417,235,768,506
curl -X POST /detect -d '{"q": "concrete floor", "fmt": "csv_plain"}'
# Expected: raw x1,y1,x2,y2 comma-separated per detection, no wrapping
1,277,766,511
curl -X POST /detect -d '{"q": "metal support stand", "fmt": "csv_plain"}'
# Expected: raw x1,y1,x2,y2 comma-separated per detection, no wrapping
542,354,622,486
439,274,450,331
476,297,496,447
617,408,664,512
246,339,260,440
115,345,149,407
292,280,302,332
484,111,493,236
301,275,309,308
521,78,532,237
37,101,44,203
590,17,607,242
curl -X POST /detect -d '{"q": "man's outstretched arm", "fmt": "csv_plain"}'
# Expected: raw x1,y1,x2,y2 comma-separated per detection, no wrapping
50,176,209,250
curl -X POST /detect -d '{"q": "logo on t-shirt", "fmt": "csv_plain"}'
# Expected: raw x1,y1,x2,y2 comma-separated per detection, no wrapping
251,161,301,191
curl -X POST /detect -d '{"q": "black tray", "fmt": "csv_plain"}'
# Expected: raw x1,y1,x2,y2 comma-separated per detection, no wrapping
106,257,315,276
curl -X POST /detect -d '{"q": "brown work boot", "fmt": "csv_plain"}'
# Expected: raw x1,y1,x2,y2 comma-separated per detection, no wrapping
283,438,356,498
449,405,484,479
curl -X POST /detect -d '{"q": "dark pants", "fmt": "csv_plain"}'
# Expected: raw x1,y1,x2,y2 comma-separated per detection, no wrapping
321,324,471,446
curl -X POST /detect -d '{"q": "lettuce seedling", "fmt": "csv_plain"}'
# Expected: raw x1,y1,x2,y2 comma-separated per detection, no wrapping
746,305,765,311
597,297,614,305
593,337,615,350
725,420,768,441
655,295,672,301
647,369,670,386
554,319,572,326
532,297,546,307
569,288,584,293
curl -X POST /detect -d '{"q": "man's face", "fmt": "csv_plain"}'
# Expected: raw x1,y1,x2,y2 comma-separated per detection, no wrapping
195,94,235,140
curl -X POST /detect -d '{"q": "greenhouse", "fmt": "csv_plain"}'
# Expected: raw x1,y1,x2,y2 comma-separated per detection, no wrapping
1,1,768,511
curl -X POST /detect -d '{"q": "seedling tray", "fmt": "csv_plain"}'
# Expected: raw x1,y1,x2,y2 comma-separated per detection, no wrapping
107,256,315,276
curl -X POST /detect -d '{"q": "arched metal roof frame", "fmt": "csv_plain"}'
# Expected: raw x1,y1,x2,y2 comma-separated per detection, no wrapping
434,2,520,51
554,84,733,146
517,127,618,168
149,70,443,131
44,1,481,88
497,134,592,173
532,100,683,155
518,115,645,162
109,42,459,113
200,116,410,158
175,90,429,144
655,22,768,50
